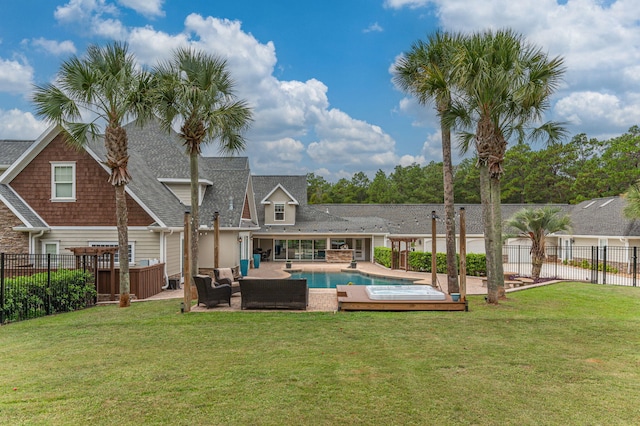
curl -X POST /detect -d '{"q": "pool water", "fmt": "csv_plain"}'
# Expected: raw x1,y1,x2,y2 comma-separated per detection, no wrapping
289,271,411,289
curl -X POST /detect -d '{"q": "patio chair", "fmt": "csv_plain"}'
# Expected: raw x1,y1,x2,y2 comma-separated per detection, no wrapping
261,249,272,262
193,275,232,308
213,267,241,294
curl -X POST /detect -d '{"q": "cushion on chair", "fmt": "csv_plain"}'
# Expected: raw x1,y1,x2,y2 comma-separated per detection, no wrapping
231,266,241,279
218,268,234,282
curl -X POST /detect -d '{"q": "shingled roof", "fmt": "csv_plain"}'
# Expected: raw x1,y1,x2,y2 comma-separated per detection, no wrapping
0,184,47,229
569,197,640,237
86,119,253,229
0,140,35,169
312,203,573,235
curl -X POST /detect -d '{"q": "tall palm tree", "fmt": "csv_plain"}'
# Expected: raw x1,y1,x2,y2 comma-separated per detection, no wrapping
32,42,154,307
448,29,565,303
394,31,462,294
153,47,252,281
505,206,571,280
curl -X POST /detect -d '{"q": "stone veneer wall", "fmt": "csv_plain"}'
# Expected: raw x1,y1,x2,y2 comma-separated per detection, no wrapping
0,203,29,253
325,249,355,263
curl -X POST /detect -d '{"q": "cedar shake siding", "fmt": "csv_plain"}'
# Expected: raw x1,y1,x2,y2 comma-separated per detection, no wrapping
10,135,153,227
0,203,29,253
242,193,251,220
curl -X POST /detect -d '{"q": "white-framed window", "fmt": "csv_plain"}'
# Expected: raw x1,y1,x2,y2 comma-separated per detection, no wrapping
40,241,59,267
42,241,59,255
51,162,76,201
89,241,135,265
274,203,285,221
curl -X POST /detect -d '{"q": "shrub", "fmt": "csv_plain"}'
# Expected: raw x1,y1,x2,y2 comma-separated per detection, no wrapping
562,259,618,274
408,251,430,272
403,250,487,276
1,269,96,323
374,247,392,268
465,253,487,276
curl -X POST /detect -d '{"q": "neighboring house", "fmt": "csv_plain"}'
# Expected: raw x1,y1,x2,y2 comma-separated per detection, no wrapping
2,121,640,286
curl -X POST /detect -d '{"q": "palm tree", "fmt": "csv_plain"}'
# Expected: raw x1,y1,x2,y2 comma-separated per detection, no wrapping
153,47,252,281
448,29,565,303
32,42,154,307
394,31,462,294
505,206,571,280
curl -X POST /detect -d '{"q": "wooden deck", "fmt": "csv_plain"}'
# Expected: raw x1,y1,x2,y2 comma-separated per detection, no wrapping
336,285,468,312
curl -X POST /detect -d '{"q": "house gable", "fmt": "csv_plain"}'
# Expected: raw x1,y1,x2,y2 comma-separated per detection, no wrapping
9,134,154,227
158,178,212,206
261,184,299,226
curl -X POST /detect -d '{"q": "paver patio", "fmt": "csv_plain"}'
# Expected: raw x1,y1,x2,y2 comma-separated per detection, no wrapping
143,261,553,312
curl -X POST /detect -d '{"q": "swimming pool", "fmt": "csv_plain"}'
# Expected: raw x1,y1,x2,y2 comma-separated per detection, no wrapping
289,271,413,289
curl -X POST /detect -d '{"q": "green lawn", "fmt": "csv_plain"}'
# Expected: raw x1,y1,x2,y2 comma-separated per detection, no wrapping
1,282,639,425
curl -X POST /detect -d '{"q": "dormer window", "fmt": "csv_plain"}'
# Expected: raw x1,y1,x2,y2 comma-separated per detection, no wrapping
274,203,285,221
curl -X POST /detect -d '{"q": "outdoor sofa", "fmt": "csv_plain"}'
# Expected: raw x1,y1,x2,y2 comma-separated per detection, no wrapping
239,278,308,310
193,275,232,308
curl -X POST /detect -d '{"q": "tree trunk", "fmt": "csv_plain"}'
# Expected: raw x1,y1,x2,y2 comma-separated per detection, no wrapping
479,164,498,304
115,183,130,307
531,242,545,280
190,151,199,280
440,114,459,294
490,175,505,299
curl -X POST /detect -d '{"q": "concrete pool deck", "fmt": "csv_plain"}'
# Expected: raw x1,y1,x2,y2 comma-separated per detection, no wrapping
144,261,516,312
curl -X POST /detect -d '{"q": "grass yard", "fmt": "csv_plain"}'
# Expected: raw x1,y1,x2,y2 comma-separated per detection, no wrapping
1,282,639,425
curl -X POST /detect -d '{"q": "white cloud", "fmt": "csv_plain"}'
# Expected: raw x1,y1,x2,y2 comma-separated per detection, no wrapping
0,109,47,139
384,0,430,9
0,58,34,95
117,0,164,18
391,0,640,141
307,109,397,168
54,0,118,25
363,22,384,33
129,14,405,175
13,6,407,175
54,0,126,39
128,26,189,64
30,38,77,56
264,138,306,162
555,91,640,135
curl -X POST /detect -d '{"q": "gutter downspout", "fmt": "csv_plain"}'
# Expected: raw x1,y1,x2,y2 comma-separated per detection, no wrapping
30,230,45,254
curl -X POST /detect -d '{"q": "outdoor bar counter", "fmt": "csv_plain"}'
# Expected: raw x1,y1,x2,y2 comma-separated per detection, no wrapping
325,249,354,263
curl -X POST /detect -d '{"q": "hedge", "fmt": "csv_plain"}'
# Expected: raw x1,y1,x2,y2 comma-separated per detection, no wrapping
1,269,96,324
374,247,486,276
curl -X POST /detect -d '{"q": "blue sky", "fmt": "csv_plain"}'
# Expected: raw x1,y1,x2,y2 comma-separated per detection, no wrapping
1,1,638,180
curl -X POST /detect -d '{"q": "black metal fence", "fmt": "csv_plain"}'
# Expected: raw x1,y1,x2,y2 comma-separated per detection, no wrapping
0,253,98,324
503,245,639,287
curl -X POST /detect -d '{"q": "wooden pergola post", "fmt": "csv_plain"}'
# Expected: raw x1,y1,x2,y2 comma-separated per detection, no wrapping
213,211,219,269
459,207,467,301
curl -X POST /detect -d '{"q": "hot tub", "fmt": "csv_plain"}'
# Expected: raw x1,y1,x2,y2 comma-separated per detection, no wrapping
365,285,446,301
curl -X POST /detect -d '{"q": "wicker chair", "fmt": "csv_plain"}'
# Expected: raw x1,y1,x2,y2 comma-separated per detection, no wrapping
193,275,231,308
213,267,241,294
